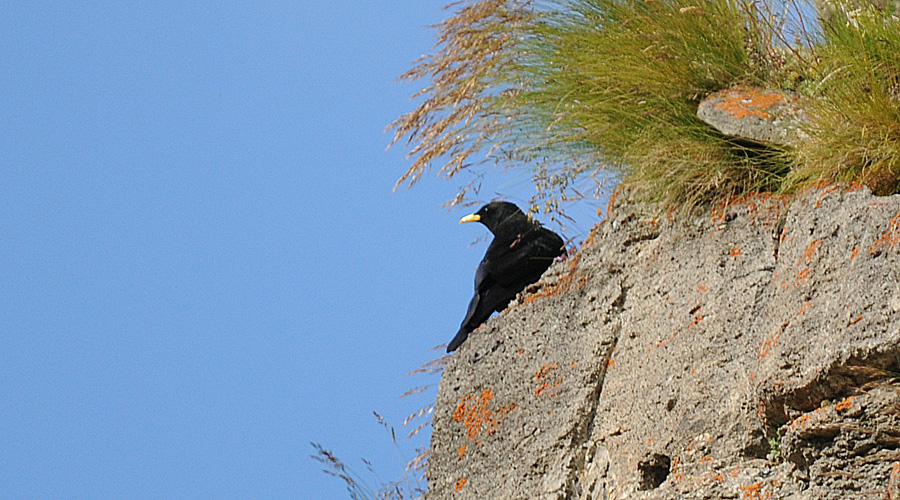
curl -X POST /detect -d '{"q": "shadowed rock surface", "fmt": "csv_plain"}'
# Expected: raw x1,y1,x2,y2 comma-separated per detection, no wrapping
428,186,900,499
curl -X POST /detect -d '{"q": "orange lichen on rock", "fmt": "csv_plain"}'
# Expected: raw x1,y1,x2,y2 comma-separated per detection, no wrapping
582,225,601,249
453,390,517,443
790,412,813,430
519,252,587,306
484,404,516,435
535,363,558,379
851,247,859,259
657,331,678,348
454,478,467,492
835,396,855,412
689,308,704,329
815,185,840,208
670,457,683,483
599,188,621,225
534,363,561,397
789,398,856,430
453,391,492,440
713,86,786,120
740,480,773,499
795,268,810,286
457,445,467,460
730,247,742,257
759,322,787,358
870,210,900,255
802,239,822,264
791,405,832,430
656,304,705,348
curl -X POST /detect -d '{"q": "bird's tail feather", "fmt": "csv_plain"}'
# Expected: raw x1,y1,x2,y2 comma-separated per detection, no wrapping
446,328,469,353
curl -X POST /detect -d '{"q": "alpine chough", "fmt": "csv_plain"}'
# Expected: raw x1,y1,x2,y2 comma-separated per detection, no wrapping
447,201,566,352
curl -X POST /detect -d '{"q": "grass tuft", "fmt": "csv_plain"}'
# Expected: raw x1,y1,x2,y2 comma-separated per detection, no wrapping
516,0,799,210
389,0,816,213
787,2,900,195
388,0,536,194
392,0,900,213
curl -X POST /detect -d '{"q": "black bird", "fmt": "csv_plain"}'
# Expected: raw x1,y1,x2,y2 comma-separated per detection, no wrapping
447,201,566,352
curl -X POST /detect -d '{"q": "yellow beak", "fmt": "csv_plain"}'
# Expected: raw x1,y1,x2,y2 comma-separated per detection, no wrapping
459,213,481,224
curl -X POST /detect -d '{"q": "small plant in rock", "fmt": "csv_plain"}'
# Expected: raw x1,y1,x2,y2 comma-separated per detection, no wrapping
767,424,783,462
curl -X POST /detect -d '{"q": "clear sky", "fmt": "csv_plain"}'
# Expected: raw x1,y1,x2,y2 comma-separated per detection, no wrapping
0,2,601,499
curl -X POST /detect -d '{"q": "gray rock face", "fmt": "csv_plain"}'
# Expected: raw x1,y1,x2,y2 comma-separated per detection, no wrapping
428,186,900,499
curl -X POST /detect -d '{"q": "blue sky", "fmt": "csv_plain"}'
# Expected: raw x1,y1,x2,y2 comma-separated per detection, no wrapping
0,2,601,498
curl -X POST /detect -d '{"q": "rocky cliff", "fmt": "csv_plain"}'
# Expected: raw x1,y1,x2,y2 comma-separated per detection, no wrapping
428,186,900,499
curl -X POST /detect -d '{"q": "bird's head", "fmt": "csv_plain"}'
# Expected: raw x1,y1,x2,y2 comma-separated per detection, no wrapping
459,201,525,233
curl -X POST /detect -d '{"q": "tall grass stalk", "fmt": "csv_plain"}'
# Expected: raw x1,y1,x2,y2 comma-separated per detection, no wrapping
516,0,798,209
788,2,900,194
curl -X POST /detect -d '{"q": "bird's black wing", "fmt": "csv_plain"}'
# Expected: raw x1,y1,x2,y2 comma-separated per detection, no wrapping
446,257,521,352
483,226,564,288
446,223,565,353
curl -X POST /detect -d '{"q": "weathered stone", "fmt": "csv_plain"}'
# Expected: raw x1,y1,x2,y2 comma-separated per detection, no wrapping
428,185,900,499
697,86,808,147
